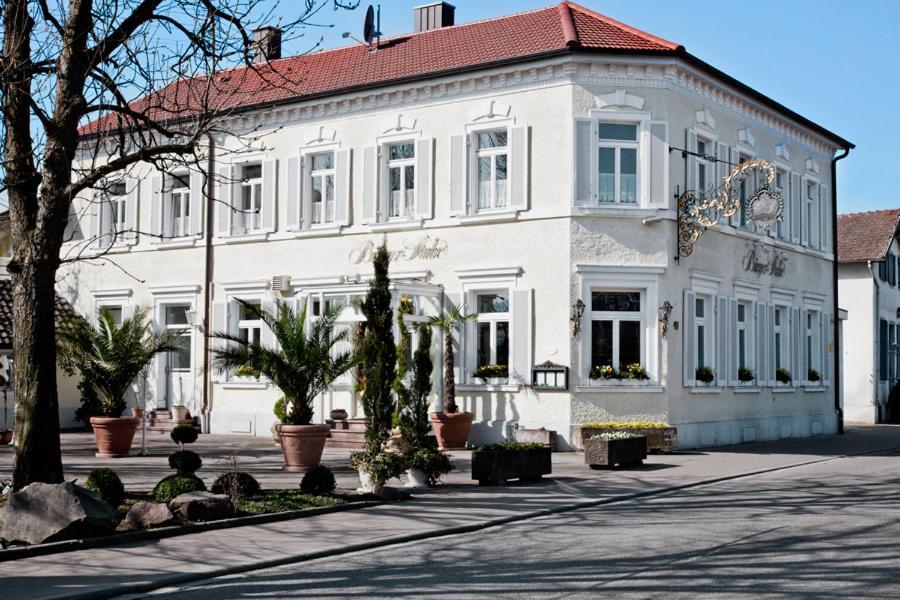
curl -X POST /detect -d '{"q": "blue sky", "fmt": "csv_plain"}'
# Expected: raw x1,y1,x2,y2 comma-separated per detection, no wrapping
273,0,899,214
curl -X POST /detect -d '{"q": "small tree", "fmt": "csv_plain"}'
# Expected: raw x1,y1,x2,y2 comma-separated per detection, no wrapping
211,300,354,425
427,304,474,414
360,244,396,449
57,309,181,418
401,325,433,448
393,296,414,418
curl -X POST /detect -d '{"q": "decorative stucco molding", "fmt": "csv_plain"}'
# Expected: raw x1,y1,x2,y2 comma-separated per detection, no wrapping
774,143,791,162
472,99,512,121
595,89,645,110
738,127,755,148
382,113,418,134
805,157,820,175
694,108,716,131
305,125,338,145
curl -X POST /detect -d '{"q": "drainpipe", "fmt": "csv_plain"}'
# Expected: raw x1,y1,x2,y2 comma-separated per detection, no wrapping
200,134,215,433
832,146,851,433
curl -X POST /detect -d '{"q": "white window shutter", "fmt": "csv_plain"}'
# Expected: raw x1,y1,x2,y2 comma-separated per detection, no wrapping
509,125,529,211
729,147,741,227
362,146,378,224
728,298,739,386
286,156,300,230
767,304,776,386
210,301,227,382
790,172,801,244
800,176,809,246
716,295,728,387
189,171,204,236
755,302,767,387
216,167,231,237
261,159,276,232
790,307,800,387
511,288,532,385
449,134,468,215
649,122,669,208
685,129,698,193
300,155,313,230
574,119,594,207
798,308,807,385
683,289,696,386
716,142,729,193
819,184,828,252
125,179,139,244
415,138,433,220
822,312,831,384
121,305,135,322
335,149,351,225
150,175,163,240
261,298,276,348
99,193,114,248
444,293,464,385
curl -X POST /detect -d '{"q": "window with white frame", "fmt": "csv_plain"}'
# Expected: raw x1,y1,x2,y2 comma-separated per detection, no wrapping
166,174,191,238
695,295,712,372
890,324,897,382
108,181,128,236
386,142,415,219
806,310,821,380
737,156,750,228
736,302,753,376
775,169,788,240
476,130,508,210
589,291,643,373
774,306,789,374
99,304,124,324
238,163,263,233
806,180,819,247
237,300,263,347
696,138,714,195
474,292,510,376
597,123,638,204
309,152,335,225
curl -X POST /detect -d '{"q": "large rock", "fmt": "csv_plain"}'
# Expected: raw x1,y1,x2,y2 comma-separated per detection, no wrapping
168,491,234,522
0,482,118,546
118,501,175,531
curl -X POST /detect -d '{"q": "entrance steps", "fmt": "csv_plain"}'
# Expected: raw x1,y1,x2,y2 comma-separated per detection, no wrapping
145,409,200,434
325,418,367,449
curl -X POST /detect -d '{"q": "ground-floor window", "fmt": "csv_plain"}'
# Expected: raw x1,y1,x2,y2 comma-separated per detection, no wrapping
589,290,643,374
694,295,712,374
736,301,753,375
474,291,510,375
806,310,821,380
774,306,789,373
237,300,263,346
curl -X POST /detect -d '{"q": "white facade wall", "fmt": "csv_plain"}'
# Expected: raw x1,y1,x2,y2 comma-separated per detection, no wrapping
60,54,843,449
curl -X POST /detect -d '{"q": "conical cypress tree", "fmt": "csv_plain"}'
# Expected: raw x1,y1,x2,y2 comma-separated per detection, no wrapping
361,243,396,449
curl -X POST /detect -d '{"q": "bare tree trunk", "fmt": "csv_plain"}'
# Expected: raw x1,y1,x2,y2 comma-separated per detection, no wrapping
443,331,457,413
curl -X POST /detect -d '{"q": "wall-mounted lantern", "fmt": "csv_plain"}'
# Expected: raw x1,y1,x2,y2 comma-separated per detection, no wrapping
658,301,674,337
532,361,569,390
571,299,586,338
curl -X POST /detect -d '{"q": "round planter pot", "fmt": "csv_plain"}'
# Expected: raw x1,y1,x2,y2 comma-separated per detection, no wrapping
330,408,348,421
90,416,139,458
357,468,385,495
405,467,429,488
0,429,12,446
276,423,330,472
429,412,474,450
170,405,189,421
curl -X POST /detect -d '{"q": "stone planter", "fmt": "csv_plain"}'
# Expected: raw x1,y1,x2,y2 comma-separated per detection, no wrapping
471,446,552,485
584,436,647,468
429,411,473,449
90,416,139,458
357,468,384,495
580,426,677,453
276,423,330,472
170,405,189,421
0,429,12,446
405,467,429,488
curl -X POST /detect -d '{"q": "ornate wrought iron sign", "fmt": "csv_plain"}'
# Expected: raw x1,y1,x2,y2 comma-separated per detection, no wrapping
678,159,784,257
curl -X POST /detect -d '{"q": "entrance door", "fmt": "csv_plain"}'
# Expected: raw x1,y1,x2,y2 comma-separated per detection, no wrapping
163,304,192,410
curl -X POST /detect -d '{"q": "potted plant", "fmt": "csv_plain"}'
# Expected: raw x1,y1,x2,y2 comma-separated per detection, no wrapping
474,364,508,385
471,441,552,485
170,405,189,421
212,299,355,472
583,431,647,468
590,364,618,381
620,363,649,383
57,308,182,458
580,421,677,452
807,369,822,383
427,303,475,449
350,449,403,494
776,368,792,385
695,366,715,385
232,364,260,383
738,367,755,384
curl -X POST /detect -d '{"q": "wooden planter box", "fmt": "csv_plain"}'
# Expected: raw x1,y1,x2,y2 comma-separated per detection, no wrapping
471,447,552,485
580,426,677,452
584,436,647,468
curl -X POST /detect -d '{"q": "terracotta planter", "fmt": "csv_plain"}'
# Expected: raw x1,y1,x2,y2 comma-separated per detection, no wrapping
170,405,189,421
132,406,144,420
276,423,330,472
429,412,473,449
330,408,348,421
90,417,139,458
0,429,12,446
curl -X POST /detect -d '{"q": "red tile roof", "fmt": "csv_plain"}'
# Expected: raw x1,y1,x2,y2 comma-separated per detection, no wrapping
837,209,900,264
80,2,680,136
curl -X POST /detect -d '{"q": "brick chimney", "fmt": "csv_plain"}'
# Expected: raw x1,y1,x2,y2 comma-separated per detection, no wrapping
413,2,456,33
252,26,282,63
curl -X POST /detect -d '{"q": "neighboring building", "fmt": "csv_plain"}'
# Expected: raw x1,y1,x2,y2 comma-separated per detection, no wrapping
837,210,900,423
63,2,851,449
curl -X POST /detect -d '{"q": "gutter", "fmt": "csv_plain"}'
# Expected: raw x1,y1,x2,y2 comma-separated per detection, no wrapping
832,146,851,432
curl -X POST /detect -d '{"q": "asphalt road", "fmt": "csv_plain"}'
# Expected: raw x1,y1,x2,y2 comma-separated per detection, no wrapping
138,449,900,599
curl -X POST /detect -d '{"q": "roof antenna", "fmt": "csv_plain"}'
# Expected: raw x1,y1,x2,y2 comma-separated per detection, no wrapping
342,4,382,51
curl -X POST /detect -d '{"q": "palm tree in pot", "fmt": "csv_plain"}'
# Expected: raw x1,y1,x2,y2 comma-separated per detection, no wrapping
211,299,355,472
426,303,475,449
57,309,182,457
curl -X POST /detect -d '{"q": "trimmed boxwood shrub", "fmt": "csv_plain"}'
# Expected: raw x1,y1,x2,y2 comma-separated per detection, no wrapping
170,424,199,447
168,450,203,474
85,468,125,507
211,472,260,498
153,473,206,503
300,466,336,496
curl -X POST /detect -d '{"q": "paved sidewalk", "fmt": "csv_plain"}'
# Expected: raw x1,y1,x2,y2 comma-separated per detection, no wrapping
2,425,900,600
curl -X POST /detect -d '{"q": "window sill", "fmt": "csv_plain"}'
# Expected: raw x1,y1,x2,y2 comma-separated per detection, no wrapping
802,385,827,392
290,225,345,238
368,219,424,232
572,206,670,218
772,387,795,393
734,387,762,394
220,232,270,244
455,210,520,225
151,236,201,249
92,243,134,254
689,386,722,394
456,383,521,393
575,385,664,393
221,381,270,390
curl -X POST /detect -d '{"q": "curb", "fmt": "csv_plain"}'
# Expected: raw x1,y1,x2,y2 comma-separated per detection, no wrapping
0,499,385,563
21,443,900,600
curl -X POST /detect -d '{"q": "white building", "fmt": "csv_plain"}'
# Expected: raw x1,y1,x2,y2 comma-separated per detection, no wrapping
62,2,852,449
838,210,900,423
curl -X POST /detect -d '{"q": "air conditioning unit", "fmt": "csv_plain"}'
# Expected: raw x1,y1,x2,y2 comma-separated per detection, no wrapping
271,275,292,294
